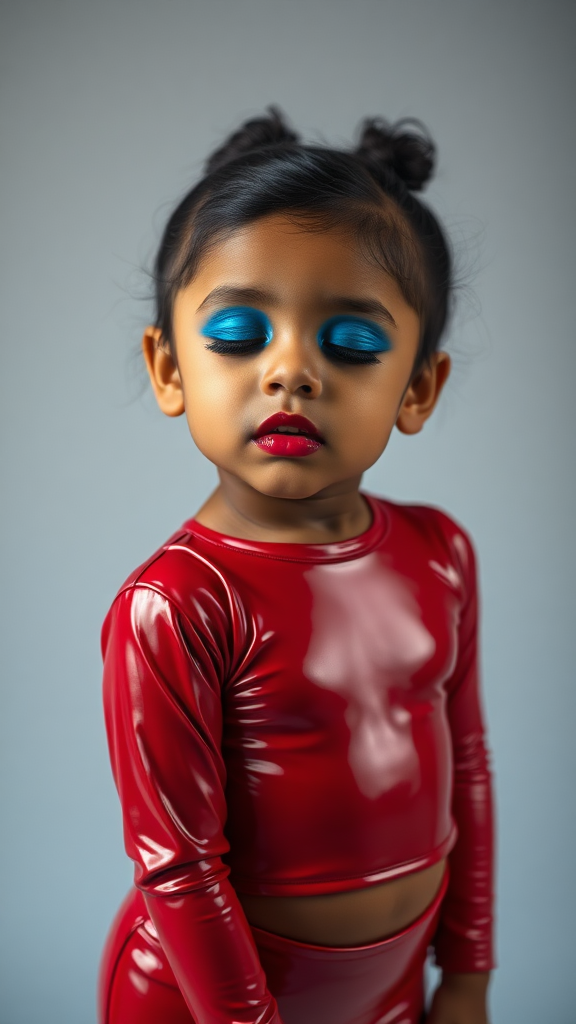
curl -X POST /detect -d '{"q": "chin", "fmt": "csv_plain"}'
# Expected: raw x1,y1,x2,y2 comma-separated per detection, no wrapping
252,468,330,502
261,482,325,502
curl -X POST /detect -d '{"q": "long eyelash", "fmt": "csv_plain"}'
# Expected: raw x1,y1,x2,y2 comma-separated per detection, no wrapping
321,342,380,365
204,338,267,355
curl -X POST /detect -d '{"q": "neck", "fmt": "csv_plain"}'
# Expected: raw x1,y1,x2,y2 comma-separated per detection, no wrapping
194,472,372,544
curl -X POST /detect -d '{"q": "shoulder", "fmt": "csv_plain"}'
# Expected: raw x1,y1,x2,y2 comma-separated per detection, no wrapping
101,525,247,659
371,494,478,586
112,525,240,605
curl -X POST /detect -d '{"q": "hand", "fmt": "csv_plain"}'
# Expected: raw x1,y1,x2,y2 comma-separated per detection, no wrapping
425,972,491,1024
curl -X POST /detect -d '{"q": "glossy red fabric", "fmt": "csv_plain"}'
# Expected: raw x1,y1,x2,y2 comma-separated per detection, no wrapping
99,872,449,1024
101,495,495,1023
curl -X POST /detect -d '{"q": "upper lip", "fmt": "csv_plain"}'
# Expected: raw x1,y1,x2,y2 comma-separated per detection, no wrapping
253,412,324,441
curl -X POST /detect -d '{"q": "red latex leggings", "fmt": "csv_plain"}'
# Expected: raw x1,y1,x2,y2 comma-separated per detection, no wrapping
98,873,448,1024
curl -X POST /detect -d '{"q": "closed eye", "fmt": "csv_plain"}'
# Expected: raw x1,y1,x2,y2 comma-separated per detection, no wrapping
318,315,392,365
201,306,273,354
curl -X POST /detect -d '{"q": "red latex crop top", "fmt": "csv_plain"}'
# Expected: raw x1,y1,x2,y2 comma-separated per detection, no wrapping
102,495,495,1022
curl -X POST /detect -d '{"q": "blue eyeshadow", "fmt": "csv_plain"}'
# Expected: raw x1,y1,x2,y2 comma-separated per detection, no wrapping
317,315,392,353
201,306,273,344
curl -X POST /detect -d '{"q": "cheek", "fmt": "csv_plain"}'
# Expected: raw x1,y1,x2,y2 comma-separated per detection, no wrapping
334,375,403,446
184,403,236,468
324,404,393,478
182,354,242,413
181,360,248,451
343,409,397,467
185,391,231,440
341,369,413,468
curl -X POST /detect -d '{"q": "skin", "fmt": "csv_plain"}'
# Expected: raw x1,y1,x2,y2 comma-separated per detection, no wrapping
143,213,490,1022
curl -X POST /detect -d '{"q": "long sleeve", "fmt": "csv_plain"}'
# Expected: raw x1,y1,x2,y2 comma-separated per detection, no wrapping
102,583,282,1024
432,526,496,973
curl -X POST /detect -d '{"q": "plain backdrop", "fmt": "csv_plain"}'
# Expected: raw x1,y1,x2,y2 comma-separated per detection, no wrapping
1,1,575,1021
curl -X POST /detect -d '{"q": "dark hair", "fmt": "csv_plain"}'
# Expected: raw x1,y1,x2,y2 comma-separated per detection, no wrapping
152,107,452,371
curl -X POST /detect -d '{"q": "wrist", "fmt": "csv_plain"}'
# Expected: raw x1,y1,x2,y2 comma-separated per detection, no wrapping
440,970,491,995
426,971,492,1024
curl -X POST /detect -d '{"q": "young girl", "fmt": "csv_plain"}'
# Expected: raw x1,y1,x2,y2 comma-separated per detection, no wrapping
98,109,495,1024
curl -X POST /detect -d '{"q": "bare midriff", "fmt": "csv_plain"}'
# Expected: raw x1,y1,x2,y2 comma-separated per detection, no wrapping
238,858,447,947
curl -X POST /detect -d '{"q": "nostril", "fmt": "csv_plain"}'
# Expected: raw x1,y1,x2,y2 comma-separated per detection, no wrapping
264,380,318,396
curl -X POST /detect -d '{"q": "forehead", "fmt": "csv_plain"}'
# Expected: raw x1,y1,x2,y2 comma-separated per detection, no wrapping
182,213,415,314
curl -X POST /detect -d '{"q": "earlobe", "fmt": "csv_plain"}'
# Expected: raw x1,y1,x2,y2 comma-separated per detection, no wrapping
396,352,451,436
142,327,186,418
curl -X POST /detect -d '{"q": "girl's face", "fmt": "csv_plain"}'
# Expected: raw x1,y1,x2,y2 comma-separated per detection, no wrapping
144,214,449,503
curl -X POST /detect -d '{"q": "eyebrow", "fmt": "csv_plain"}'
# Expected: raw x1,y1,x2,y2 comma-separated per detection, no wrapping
196,287,274,313
328,296,397,328
196,286,398,329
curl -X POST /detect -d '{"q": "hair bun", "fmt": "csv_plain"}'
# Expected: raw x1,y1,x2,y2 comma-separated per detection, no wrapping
354,117,435,192
205,106,299,174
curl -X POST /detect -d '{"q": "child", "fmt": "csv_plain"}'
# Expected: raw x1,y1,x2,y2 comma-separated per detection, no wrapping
98,108,495,1024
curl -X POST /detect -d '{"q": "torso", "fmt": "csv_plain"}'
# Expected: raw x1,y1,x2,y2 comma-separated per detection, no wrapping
239,859,447,945
194,494,452,946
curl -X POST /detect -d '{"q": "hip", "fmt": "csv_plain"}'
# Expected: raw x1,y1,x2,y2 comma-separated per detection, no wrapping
98,871,448,1024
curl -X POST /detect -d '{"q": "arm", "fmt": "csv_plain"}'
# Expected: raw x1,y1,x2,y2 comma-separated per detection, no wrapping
428,527,496,1022
102,584,282,1024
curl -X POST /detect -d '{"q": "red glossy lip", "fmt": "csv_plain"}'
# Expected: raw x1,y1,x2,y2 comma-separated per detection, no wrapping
253,434,322,457
253,412,324,441
252,412,324,459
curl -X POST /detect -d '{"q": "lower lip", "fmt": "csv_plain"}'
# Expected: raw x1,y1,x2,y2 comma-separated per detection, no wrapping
252,434,323,457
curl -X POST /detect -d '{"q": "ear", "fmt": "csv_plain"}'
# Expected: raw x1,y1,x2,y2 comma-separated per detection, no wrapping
142,327,185,417
396,352,451,435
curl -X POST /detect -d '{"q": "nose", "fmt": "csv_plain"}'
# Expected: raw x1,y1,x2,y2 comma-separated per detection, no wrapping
260,332,322,399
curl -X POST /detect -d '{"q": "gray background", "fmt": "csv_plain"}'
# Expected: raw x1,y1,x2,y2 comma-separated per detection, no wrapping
1,0,575,1021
